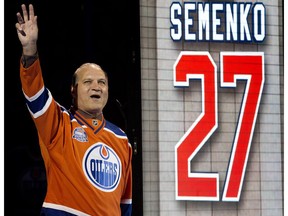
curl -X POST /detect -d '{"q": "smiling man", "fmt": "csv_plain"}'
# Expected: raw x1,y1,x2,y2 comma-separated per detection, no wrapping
71,63,109,120
15,4,133,216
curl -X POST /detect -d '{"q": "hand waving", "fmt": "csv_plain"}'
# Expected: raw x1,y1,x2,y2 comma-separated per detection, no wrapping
15,4,38,55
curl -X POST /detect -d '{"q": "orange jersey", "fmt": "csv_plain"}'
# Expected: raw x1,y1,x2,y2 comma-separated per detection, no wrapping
20,58,133,216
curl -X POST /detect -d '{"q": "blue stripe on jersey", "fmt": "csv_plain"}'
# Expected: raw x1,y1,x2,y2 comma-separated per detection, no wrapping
121,203,132,216
74,112,94,129
105,120,126,137
25,87,49,114
40,207,78,216
60,105,75,121
94,119,105,134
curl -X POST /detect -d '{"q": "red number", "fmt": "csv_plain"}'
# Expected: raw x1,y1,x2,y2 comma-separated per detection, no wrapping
221,52,265,201
174,51,219,201
174,51,264,201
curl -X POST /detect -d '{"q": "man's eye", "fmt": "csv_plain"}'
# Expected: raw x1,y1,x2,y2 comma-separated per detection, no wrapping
99,80,106,85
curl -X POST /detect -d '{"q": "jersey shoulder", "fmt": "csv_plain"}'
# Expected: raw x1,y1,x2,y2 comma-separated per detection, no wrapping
104,120,127,138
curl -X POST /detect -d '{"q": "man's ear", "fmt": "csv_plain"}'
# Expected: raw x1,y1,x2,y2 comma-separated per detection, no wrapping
71,85,76,99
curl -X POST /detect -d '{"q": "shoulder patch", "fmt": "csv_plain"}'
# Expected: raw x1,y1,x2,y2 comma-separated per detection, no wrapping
72,127,88,142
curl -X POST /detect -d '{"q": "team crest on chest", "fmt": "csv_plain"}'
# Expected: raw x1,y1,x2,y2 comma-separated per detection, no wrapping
72,127,88,142
82,143,121,192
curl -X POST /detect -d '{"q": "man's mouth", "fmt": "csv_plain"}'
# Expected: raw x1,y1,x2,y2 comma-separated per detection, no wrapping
90,95,101,99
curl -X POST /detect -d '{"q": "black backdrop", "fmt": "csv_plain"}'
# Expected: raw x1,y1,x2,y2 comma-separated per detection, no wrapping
4,0,143,215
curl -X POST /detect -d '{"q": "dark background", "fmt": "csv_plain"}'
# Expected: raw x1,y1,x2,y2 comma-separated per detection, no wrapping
4,0,143,215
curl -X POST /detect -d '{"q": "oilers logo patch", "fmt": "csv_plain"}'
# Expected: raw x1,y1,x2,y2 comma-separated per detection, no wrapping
83,142,121,192
72,127,88,142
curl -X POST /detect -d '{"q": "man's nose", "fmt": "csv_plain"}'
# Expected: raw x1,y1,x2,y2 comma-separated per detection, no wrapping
91,81,101,91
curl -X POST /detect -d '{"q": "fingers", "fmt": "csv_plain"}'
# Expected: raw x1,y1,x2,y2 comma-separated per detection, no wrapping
29,4,35,20
16,12,24,24
17,28,26,36
21,4,28,22
20,4,35,22
16,4,35,37
15,21,26,37
15,12,26,36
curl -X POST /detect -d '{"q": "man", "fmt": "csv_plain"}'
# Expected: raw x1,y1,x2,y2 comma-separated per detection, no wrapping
15,4,133,216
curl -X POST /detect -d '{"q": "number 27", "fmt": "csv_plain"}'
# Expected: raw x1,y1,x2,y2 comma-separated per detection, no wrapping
174,51,264,201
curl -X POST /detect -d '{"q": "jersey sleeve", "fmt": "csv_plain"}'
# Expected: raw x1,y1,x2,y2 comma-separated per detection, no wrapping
120,141,133,216
20,58,62,147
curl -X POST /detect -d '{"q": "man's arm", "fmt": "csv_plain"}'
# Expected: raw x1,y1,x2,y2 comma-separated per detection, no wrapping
21,52,38,68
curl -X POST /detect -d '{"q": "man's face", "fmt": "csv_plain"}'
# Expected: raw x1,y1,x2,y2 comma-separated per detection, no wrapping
72,64,108,115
